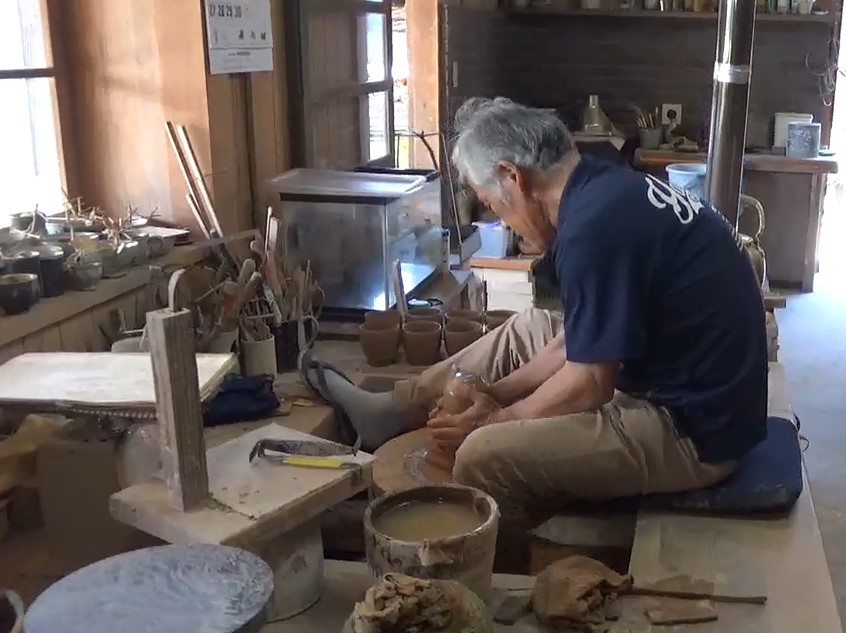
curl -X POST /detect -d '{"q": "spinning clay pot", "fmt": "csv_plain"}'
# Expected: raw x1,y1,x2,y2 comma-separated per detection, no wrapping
402,321,442,366
360,321,401,367
444,319,484,355
428,367,491,472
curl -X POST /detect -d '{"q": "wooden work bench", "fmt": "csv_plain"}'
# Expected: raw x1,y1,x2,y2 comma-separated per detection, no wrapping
635,149,839,292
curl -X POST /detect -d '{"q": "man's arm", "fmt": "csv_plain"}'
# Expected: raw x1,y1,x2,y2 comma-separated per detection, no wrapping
489,333,567,406
490,360,619,423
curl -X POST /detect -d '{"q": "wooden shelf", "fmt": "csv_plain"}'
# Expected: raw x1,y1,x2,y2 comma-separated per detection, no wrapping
502,7,835,22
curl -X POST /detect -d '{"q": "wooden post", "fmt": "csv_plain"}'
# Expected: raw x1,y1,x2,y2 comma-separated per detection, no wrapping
146,308,209,510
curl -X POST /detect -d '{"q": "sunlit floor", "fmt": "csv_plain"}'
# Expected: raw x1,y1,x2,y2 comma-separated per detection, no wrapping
778,187,846,621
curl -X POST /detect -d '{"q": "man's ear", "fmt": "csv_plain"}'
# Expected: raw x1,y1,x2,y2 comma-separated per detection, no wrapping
497,161,526,192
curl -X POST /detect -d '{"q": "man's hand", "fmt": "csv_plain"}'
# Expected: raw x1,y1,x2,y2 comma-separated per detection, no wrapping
426,387,501,450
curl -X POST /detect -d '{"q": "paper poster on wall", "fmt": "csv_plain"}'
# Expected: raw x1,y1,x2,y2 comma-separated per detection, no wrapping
204,0,273,75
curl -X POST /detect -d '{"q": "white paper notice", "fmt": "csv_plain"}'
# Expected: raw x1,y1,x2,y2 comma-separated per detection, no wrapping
205,0,273,75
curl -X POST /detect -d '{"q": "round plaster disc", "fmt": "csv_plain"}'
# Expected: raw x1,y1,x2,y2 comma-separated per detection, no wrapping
25,544,273,633
372,427,453,495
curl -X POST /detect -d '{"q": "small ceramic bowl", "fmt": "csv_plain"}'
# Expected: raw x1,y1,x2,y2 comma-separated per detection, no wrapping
402,320,443,366
406,307,443,324
444,319,484,356
66,260,104,291
364,310,402,329
360,321,401,367
485,309,517,330
0,273,41,315
446,309,483,324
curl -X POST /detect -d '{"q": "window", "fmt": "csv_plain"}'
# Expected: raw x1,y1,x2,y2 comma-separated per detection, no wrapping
0,0,64,225
287,0,394,168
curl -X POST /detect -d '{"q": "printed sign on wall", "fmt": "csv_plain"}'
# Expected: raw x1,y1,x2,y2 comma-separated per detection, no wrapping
204,0,273,75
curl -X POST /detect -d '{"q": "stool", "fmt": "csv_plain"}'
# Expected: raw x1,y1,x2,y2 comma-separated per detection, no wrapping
25,544,273,633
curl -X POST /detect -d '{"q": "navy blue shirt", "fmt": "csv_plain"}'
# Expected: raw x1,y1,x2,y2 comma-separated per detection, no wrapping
554,156,768,463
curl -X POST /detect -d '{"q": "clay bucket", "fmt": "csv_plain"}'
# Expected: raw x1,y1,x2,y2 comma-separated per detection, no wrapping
364,484,500,602
444,319,484,356
484,309,516,331
402,321,442,366
360,321,401,367
406,307,443,324
365,310,402,329
446,309,483,324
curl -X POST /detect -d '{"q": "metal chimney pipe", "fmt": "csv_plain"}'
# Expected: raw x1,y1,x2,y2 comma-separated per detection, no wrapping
705,0,756,228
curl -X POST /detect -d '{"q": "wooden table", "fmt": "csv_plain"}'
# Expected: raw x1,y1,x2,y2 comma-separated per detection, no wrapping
635,150,839,292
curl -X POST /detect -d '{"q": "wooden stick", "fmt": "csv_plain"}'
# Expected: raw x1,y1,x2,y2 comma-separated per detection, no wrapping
166,121,211,238
176,124,224,238
146,308,209,511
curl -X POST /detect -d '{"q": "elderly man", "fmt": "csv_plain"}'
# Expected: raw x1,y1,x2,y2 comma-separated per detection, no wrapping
301,97,767,514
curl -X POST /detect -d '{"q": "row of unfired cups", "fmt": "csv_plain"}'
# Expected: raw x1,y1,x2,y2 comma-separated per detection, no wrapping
359,308,517,367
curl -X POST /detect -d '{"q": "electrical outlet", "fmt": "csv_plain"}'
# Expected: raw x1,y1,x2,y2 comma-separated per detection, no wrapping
661,103,683,125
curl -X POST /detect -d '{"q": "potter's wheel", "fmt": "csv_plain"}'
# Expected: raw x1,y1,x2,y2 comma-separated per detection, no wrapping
372,428,453,495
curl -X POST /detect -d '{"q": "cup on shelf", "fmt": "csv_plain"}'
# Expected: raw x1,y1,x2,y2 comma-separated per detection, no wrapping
444,319,484,356
402,321,443,366
359,321,401,367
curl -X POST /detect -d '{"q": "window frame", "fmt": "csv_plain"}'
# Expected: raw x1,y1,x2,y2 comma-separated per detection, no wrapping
286,0,395,168
0,0,74,215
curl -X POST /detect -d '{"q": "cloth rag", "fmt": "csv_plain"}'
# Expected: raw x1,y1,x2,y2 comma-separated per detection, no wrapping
532,555,632,630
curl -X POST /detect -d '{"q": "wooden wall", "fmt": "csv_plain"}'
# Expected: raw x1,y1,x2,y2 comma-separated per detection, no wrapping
56,0,293,238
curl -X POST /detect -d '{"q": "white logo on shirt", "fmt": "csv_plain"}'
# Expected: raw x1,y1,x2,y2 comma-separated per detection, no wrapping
644,175,704,225
644,175,745,250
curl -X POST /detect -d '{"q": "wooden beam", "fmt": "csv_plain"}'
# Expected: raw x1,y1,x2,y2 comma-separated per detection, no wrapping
147,307,209,511
0,67,54,80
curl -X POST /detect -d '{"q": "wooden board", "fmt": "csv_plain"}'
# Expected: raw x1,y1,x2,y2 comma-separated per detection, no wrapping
0,352,235,411
111,424,374,548
626,359,841,631
626,468,841,631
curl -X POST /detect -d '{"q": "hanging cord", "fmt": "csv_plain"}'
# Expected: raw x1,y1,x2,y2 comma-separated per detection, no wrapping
805,18,844,107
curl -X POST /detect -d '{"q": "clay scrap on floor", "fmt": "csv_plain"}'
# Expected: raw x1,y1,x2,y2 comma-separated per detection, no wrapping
532,555,632,631
643,596,719,625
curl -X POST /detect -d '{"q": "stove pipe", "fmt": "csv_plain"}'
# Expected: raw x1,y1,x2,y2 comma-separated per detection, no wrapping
705,0,756,228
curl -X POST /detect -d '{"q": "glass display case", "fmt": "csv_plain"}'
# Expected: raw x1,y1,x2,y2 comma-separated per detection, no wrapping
267,168,443,315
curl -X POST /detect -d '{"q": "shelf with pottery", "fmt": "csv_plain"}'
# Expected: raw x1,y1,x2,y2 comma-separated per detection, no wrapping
0,246,204,357
502,5,834,22
635,149,839,176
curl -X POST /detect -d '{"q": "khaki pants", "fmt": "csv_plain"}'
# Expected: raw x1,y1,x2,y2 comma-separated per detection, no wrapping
393,309,735,514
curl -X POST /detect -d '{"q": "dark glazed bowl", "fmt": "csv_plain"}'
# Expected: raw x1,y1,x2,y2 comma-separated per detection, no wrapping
0,273,41,315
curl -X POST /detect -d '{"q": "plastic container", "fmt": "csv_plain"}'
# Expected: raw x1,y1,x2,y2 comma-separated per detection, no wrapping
786,121,821,158
774,112,813,148
472,221,509,259
666,163,707,199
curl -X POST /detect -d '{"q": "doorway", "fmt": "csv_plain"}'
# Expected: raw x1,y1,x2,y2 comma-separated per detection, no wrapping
819,25,846,282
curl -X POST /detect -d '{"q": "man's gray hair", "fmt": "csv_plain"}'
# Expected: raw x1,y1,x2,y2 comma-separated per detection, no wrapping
452,97,575,188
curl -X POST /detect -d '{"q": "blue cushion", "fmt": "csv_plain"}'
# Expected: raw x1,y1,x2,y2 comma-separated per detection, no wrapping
643,416,803,516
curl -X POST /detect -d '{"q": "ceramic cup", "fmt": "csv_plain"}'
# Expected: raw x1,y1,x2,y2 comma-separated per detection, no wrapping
360,321,401,367
446,309,483,324
365,310,402,329
0,273,40,316
402,321,443,366
242,336,278,376
485,309,517,331
406,307,443,324
444,319,484,356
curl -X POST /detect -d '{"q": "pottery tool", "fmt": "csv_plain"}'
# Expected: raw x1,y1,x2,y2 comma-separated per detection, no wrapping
392,259,409,319
248,438,360,470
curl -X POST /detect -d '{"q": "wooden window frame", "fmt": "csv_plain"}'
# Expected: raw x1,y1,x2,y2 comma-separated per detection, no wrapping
285,0,395,168
0,0,76,209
